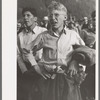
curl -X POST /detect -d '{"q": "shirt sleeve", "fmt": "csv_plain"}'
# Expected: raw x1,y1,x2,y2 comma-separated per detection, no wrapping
35,49,43,61
79,30,85,41
17,56,28,73
26,33,44,52
73,31,85,45
23,33,44,66
17,36,28,73
25,51,38,66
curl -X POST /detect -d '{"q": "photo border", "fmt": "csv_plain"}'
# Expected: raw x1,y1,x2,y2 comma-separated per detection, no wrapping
0,0,2,99
96,0,99,99
2,0,17,100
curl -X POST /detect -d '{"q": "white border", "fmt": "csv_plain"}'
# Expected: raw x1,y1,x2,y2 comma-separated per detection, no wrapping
2,0,17,100
96,0,99,100
2,0,98,100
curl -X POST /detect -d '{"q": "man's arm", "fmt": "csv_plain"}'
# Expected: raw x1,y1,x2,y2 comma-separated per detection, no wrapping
17,47,28,74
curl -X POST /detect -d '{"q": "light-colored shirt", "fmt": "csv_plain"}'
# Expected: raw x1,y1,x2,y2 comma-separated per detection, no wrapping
17,25,47,73
27,27,85,67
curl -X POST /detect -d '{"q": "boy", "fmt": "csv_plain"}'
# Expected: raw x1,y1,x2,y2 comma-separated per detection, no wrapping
25,1,85,100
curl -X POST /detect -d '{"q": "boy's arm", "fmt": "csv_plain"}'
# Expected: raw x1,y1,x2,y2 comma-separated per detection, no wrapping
67,32,85,77
17,45,28,73
74,31,85,45
26,33,44,52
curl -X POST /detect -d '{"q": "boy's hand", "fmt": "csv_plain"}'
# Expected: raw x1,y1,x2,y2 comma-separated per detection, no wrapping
56,66,65,73
34,65,51,79
22,48,30,54
67,60,78,77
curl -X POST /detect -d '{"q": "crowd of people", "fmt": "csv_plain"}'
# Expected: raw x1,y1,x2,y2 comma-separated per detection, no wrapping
17,1,96,100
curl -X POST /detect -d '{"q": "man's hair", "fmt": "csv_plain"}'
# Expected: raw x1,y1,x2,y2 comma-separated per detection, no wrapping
22,7,37,17
48,1,67,15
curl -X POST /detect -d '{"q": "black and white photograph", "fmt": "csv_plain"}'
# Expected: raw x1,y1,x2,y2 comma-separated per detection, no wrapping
2,0,98,100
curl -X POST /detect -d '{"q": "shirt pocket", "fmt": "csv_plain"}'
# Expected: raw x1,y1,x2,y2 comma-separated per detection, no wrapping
49,49,57,60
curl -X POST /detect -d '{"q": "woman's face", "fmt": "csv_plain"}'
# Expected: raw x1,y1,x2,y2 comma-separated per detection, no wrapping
48,10,67,30
23,11,37,27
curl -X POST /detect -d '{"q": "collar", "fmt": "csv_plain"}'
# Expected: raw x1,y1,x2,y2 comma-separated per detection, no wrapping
49,26,67,37
32,25,38,34
24,25,39,34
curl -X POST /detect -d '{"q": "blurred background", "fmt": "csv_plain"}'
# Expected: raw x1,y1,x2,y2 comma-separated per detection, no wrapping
17,0,95,20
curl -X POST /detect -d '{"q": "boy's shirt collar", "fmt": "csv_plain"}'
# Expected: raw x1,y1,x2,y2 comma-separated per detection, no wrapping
24,25,38,34
49,26,67,37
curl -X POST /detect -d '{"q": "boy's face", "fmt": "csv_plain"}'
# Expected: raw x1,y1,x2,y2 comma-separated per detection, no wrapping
23,11,37,27
48,10,67,29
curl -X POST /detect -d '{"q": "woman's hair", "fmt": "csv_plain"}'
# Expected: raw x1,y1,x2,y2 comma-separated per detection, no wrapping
48,1,67,15
22,7,37,17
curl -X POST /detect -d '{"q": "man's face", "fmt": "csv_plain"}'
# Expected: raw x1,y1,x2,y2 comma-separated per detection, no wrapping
17,23,21,31
88,23,95,32
48,10,67,29
84,19,88,24
23,11,37,27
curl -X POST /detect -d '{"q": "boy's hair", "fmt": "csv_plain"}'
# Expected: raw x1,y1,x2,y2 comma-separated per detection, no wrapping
22,7,37,17
48,1,67,15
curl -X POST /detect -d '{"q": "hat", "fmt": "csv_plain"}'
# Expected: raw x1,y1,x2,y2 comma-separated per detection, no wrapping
84,17,88,20
72,45,95,66
43,16,49,21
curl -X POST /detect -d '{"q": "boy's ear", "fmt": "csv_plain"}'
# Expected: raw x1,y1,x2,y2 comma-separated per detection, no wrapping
64,16,67,20
34,17,37,21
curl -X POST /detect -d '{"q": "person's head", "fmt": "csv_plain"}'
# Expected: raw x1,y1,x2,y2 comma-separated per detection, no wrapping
17,22,22,32
83,17,88,24
22,7,37,28
91,11,95,21
43,16,49,24
68,21,75,29
88,22,95,32
47,1,67,30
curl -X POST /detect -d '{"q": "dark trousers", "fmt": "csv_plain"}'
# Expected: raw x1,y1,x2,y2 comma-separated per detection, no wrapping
17,62,41,100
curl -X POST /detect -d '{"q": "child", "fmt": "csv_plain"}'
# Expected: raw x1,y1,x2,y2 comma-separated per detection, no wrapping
25,1,85,100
